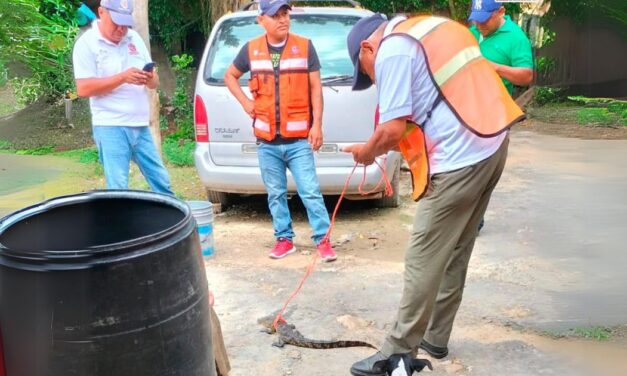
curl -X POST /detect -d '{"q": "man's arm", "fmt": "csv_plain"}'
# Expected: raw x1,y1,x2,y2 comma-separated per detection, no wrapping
224,64,255,118
75,68,152,97
343,118,406,165
308,70,323,151
490,62,533,86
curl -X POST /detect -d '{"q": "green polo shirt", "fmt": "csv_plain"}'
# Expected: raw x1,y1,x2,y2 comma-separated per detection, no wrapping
470,16,533,94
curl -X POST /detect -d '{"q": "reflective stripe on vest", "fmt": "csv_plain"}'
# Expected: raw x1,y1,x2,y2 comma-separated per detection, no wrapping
248,34,311,141
250,60,274,71
280,58,308,70
385,16,524,201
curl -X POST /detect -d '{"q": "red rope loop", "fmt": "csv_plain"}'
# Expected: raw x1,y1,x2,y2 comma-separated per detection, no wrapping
272,158,393,330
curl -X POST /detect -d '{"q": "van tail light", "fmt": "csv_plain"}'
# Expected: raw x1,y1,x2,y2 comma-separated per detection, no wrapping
0,327,5,376
194,95,209,142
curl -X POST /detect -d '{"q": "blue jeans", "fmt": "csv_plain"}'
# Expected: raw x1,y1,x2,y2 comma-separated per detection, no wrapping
257,139,330,245
93,126,173,195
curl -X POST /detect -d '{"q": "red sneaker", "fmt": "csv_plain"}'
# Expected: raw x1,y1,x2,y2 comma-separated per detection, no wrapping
269,238,296,259
317,239,337,262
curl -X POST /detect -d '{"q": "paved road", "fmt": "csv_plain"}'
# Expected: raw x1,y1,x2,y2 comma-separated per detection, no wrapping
473,130,627,330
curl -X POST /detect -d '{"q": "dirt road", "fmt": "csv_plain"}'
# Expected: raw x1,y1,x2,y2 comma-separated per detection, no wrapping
207,130,627,376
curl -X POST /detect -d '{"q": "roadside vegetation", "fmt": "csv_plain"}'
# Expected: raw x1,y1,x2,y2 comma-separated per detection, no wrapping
528,89,627,128
543,325,615,342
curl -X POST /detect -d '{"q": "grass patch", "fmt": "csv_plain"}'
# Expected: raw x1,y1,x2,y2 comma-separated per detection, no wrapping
528,101,627,127
571,326,613,341
163,137,195,167
55,147,99,164
0,139,12,150
576,108,624,126
15,145,55,155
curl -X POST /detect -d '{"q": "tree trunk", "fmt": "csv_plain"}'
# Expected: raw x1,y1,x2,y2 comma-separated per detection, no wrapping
210,0,243,26
448,0,457,20
133,0,162,152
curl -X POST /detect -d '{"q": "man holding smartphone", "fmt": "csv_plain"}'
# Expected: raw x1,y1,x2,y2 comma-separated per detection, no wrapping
73,0,173,194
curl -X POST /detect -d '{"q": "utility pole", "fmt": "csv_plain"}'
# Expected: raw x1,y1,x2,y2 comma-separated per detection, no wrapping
133,0,162,152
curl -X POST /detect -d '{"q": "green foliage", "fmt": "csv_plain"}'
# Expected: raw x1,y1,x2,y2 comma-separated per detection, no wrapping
357,0,519,22
572,326,612,341
536,56,557,81
149,0,210,53
161,54,196,167
55,147,100,164
533,86,566,106
0,140,13,150
15,145,55,155
170,54,195,141
163,138,195,167
576,108,626,127
11,77,42,105
0,60,7,87
0,0,79,103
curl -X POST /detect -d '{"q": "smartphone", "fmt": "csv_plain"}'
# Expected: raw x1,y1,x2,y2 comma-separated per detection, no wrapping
142,62,156,72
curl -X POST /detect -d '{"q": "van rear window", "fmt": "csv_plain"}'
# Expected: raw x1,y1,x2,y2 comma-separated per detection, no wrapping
204,14,360,84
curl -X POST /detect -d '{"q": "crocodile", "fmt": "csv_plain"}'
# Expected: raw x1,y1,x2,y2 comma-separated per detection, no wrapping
258,311,377,350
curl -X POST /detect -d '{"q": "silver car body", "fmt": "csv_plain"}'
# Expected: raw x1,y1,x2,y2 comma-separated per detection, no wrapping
193,6,401,204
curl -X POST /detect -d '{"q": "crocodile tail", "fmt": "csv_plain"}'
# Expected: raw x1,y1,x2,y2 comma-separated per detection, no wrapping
296,339,377,349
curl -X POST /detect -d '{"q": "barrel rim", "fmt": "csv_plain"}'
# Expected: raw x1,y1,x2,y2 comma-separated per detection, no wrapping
0,190,193,267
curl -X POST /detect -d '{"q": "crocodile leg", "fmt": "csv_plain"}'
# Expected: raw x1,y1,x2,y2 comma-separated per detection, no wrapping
272,338,286,348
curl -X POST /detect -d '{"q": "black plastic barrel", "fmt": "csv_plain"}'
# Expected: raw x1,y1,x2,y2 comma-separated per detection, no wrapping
0,191,216,376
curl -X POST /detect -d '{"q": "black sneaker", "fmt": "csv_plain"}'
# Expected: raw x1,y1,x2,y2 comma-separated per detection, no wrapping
419,339,449,359
350,351,388,376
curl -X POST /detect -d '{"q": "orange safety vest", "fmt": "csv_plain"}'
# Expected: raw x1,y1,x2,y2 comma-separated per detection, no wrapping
248,34,311,141
386,16,525,201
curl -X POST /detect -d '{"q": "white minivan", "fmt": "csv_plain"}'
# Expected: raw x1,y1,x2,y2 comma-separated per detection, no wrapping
193,2,401,210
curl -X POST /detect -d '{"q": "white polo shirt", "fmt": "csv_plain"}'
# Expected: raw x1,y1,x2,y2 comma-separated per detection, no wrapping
375,34,506,175
73,21,152,126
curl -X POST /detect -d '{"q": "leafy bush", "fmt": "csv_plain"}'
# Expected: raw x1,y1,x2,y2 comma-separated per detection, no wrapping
163,138,195,167
0,140,13,150
169,54,195,141
534,87,567,106
0,0,79,103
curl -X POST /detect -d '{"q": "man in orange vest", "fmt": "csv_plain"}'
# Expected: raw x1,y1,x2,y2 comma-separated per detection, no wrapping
224,0,336,262
344,14,523,375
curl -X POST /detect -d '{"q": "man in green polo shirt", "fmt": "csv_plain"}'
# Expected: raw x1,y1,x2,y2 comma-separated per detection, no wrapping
468,0,533,234
469,0,534,95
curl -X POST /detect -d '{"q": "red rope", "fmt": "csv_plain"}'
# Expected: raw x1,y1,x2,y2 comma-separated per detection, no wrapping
272,159,393,330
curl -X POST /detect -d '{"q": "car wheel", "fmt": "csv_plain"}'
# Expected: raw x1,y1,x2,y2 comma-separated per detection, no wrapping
374,162,400,208
206,190,230,213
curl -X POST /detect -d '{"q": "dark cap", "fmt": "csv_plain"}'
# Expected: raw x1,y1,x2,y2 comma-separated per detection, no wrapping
259,0,291,17
468,0,503,23
346,13,387,91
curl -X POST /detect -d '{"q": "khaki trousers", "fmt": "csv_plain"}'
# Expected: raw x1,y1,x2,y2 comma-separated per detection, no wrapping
381,136,509,356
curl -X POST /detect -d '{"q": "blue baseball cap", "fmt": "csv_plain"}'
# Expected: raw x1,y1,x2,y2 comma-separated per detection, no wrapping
468,0,503,23
346,13,387,91
259,0,291,16
101,0,134,27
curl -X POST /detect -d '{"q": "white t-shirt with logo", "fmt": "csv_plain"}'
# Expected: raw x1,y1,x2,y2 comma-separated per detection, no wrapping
375,34,506,175
73,22,152,126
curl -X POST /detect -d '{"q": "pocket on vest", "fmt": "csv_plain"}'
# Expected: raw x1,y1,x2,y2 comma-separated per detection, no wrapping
286,107,309,132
